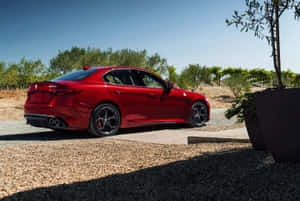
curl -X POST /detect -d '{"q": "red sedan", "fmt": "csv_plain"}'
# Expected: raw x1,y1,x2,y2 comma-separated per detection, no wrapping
24,66,210,136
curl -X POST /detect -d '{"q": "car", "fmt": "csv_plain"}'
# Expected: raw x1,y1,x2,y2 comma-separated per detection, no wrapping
24,66,210,136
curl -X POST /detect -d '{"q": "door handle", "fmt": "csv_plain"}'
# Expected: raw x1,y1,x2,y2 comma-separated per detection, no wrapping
114,90,122,95
147,93,155,98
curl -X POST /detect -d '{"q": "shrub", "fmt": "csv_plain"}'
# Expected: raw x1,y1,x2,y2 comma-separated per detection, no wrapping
225,92,257,122
224,74,251,97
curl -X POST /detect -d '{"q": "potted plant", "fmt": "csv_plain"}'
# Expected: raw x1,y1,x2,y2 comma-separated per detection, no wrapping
227,0,300,162
225,92,266,150
255,88,300,162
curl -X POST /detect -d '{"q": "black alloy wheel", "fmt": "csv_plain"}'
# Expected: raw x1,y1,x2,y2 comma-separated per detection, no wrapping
189,101,208,127
89,103,121,136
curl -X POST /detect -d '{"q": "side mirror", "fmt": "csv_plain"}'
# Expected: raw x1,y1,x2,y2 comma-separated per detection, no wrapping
167,81,174,90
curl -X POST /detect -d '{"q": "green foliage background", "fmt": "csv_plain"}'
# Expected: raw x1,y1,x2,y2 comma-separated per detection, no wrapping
1,46,300,90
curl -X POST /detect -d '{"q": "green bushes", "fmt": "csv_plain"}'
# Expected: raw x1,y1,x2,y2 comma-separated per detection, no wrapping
50,47,168,76
0,58,62,89
224,74,252,97
177,65,212,91
1,47,300,90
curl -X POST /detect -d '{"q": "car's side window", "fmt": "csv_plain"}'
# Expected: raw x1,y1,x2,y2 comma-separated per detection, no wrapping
103,70,135,86
132,70,165,89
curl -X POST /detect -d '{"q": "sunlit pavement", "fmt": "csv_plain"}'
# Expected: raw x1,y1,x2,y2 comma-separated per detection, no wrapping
0,109,248,145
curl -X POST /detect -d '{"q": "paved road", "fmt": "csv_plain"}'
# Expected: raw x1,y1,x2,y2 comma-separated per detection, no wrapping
0,109,248,145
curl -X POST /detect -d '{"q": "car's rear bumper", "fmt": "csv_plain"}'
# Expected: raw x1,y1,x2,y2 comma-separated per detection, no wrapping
24,113,81,130
24,102,90,130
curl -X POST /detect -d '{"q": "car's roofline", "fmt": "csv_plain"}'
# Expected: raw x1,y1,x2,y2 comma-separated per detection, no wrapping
92,66,148,71
92,66,163,79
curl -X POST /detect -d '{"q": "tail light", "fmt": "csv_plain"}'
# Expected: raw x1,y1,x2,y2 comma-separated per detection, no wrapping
28,82,82,96
49,88,82,96
46,83,82,96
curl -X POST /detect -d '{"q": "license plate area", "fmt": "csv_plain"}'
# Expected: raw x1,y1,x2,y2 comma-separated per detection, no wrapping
29,92,53,104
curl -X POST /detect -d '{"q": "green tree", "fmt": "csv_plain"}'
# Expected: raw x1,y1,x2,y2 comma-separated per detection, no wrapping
222,67,248,78
167,66,177,83
79,48,105,67
18,58,46,88
281,69,296,87
50,47,169,76
248,68,271,86
50,46,86,73
222,67,238,77
177,72,189,89
209,66,222,85
0,62,5,73
226,0,300,88
178,64,212,91
146,53,168,76
182,64,201,90
0,65,18,89
293,73,300,87
0,62,5,88
199,66,212,84
224,74,252,97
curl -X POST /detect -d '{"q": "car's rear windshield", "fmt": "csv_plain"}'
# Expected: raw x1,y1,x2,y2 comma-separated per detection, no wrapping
53,69,98,81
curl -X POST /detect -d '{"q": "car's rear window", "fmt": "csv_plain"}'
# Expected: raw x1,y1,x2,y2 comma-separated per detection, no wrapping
53,69,98,81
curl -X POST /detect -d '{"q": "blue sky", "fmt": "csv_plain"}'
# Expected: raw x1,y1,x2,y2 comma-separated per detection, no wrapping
1,0,300,73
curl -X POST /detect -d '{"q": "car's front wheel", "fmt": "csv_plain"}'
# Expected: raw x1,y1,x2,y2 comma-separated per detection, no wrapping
189,101,208,127
89,103,121,136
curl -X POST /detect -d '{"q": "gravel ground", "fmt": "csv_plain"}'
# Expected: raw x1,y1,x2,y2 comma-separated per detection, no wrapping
2,139,300,201
0,139,251,200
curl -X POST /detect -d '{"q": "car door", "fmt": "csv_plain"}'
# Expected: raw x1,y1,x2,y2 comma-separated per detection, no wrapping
160,87,190,119
130,69,168,121
131,70,189,120
103,69,161,125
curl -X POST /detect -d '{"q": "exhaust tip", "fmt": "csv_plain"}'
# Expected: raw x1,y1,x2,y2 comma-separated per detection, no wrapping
48,117,67,128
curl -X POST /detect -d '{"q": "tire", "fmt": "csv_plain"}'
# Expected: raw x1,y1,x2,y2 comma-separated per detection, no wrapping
88,103,121,136
189,101,208,127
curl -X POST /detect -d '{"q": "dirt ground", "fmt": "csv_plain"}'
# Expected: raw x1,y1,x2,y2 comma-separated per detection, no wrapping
0,86,238,121
197,86,235,108
0,89,26,121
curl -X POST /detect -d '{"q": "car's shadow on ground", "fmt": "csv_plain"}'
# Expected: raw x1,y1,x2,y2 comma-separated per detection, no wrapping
0,131,93,141
118,123,191,134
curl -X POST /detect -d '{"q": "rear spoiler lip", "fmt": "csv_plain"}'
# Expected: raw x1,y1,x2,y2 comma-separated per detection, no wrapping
27,81,67,92
28,81,65,87
29,81,60,85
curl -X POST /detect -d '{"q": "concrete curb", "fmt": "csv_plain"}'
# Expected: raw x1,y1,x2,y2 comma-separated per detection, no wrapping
187,136,249,144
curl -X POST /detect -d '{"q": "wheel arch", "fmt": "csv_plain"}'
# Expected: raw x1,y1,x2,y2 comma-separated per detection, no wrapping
192,99,208,107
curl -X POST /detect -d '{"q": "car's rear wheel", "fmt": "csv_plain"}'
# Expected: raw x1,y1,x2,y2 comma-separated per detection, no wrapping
89,103,121,136
189,101,208,127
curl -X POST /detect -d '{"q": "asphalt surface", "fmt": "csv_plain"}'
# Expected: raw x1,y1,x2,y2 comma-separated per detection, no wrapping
0,109,248,145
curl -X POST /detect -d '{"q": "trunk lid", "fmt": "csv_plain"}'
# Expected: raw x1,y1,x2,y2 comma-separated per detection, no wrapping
27,81,81,104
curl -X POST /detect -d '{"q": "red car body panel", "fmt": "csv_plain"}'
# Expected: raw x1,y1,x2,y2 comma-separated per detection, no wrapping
24,67,210,130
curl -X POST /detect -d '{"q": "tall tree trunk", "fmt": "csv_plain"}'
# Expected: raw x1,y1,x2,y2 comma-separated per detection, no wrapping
274,2,284,88
270,22,284,89
275,3,282,73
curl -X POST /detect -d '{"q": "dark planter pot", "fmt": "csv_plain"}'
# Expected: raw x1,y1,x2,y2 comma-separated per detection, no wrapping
244,112,266,150
256,88,300,162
